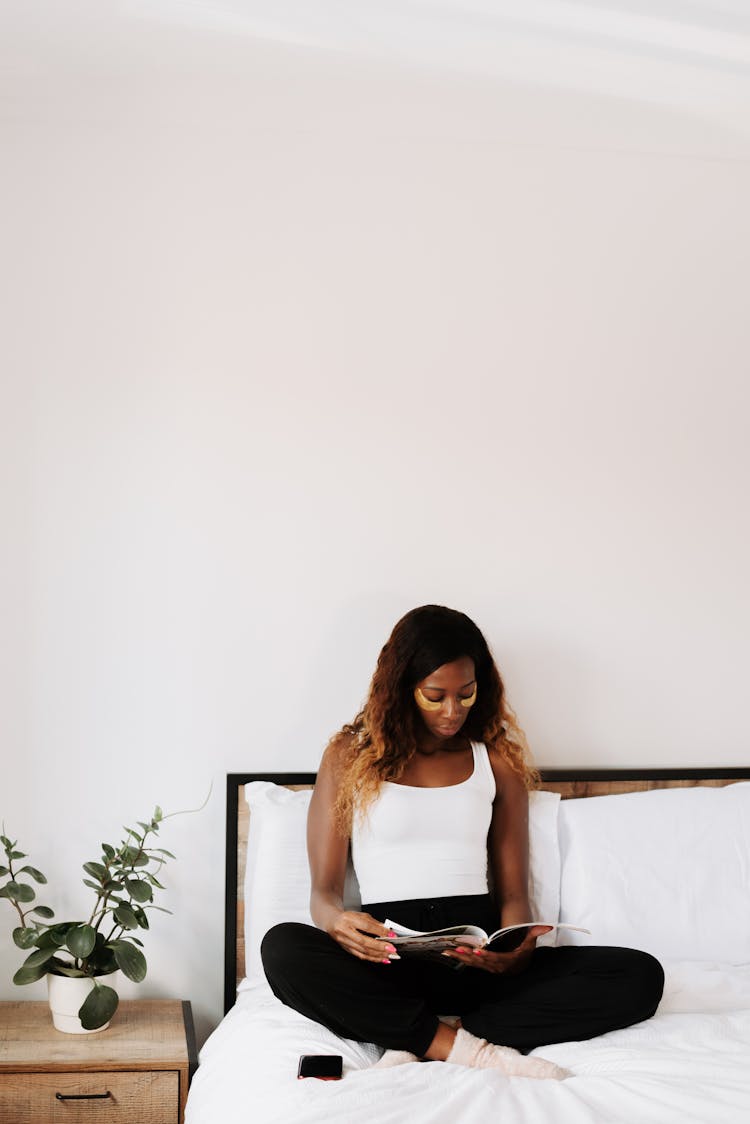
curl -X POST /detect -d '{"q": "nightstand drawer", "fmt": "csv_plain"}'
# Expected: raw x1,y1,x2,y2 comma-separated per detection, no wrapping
0,1069,180,1124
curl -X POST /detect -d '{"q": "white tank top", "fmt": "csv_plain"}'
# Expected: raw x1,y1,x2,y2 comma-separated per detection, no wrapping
350,742,496,904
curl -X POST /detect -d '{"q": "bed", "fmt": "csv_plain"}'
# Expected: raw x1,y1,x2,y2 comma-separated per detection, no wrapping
185,768,750,1123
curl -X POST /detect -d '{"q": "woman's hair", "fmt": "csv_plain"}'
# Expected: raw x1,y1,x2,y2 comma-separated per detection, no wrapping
330,605,539,831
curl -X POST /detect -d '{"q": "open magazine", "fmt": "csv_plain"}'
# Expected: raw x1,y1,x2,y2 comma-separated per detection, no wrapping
382,918,591,956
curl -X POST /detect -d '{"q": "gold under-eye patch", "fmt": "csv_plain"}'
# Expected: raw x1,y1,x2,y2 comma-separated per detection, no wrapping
414,686,477,711
414,688,442,712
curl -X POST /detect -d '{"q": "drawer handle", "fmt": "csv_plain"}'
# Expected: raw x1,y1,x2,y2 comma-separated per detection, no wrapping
55,1091,113,1101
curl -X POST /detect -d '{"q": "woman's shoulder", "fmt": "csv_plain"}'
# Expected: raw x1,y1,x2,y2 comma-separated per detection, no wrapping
484,742,528,795
319,729,355,776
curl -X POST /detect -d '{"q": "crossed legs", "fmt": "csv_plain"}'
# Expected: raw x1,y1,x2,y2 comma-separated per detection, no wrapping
261,922,664,1060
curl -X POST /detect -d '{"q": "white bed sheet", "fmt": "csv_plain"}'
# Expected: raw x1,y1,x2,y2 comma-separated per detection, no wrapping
186,962,750,1124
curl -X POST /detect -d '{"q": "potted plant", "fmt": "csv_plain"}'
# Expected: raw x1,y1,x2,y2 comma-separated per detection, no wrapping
1,806,175,1032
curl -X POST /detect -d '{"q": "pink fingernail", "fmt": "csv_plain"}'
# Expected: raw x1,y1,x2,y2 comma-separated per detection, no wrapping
456,946,468,953
473,949,485,956
388,930,397,938
381,958,391,965
385,944,397,953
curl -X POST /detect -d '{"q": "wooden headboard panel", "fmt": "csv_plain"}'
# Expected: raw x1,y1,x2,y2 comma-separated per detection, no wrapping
224,768,750,1013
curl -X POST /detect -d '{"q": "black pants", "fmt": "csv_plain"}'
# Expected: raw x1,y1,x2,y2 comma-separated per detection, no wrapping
261,894,665,1057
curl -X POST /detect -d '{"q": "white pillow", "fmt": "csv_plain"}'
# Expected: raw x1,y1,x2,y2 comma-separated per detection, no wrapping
241,781,562,984
557,783,750,963
527,789,562,944
241,783,315,984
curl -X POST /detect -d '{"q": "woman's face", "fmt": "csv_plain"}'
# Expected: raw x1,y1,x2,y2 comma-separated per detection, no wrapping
413,656,477,741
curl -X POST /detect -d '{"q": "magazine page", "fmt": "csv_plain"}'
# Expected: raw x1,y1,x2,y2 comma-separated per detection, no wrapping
486,922,589,951
384,921,488,952
382,918,590,954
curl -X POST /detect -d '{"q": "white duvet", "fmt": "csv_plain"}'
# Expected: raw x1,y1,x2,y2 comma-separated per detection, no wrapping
186,962,750,1124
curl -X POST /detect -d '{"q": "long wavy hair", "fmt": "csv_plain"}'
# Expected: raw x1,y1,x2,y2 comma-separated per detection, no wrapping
330,605,539,831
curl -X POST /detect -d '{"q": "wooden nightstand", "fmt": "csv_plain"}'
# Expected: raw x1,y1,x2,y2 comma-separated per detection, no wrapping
0,998,197,1124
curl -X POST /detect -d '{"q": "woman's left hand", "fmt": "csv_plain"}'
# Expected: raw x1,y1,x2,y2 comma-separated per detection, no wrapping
441,925,552,975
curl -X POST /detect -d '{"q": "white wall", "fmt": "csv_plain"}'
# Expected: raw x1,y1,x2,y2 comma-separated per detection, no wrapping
2,3,749,1045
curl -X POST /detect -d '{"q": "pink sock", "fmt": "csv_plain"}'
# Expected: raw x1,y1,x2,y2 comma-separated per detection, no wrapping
446,1028,569,1080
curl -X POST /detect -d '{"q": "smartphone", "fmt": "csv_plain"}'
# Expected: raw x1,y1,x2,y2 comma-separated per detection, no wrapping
297,1054,343,1080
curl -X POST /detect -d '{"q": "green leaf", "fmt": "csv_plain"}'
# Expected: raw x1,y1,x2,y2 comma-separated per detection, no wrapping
83,879,102,891
1,881,35,903
51,962,86,978
79,984,119,1030
66,924,96,959
36,929,63,949
93,952,118,975
101,844,116,860
0,835,12,849
83,862,107,882
23,946,57,969
45,926,71,946
0,865,9,876
145,874,165,889
149,848,176,860
13,927,39,949
13,961,49,985
111,940,147,983
154,806,163,822
103,880,124,892
129,936,144,947
95,960,118,978
124,879,152,904
18,865,47,884
133,907,149,930
8,851,27,860
146,905,172,914
113,903,139,930
31,906,55,919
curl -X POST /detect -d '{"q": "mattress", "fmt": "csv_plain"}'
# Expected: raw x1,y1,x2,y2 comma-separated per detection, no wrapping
185,960,750,1124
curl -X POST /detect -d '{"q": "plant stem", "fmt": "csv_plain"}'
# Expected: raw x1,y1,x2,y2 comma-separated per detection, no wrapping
6,853,29,928
88,892,105,930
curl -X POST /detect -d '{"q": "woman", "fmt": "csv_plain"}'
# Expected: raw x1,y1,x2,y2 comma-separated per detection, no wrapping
262,605,664,1078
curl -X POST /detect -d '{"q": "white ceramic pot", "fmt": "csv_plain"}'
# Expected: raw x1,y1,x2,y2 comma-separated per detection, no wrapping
47,971,120,1034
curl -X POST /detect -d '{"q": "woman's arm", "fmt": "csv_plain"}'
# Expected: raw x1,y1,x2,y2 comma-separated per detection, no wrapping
486,749,533,928
307,741,396,963
307,742,351,931
442,748,549,973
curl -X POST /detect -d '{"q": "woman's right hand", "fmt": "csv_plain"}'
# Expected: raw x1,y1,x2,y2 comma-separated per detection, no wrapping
327,910,398,963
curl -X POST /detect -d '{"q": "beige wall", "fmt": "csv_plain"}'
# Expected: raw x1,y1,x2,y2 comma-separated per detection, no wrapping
1,4,749,1044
